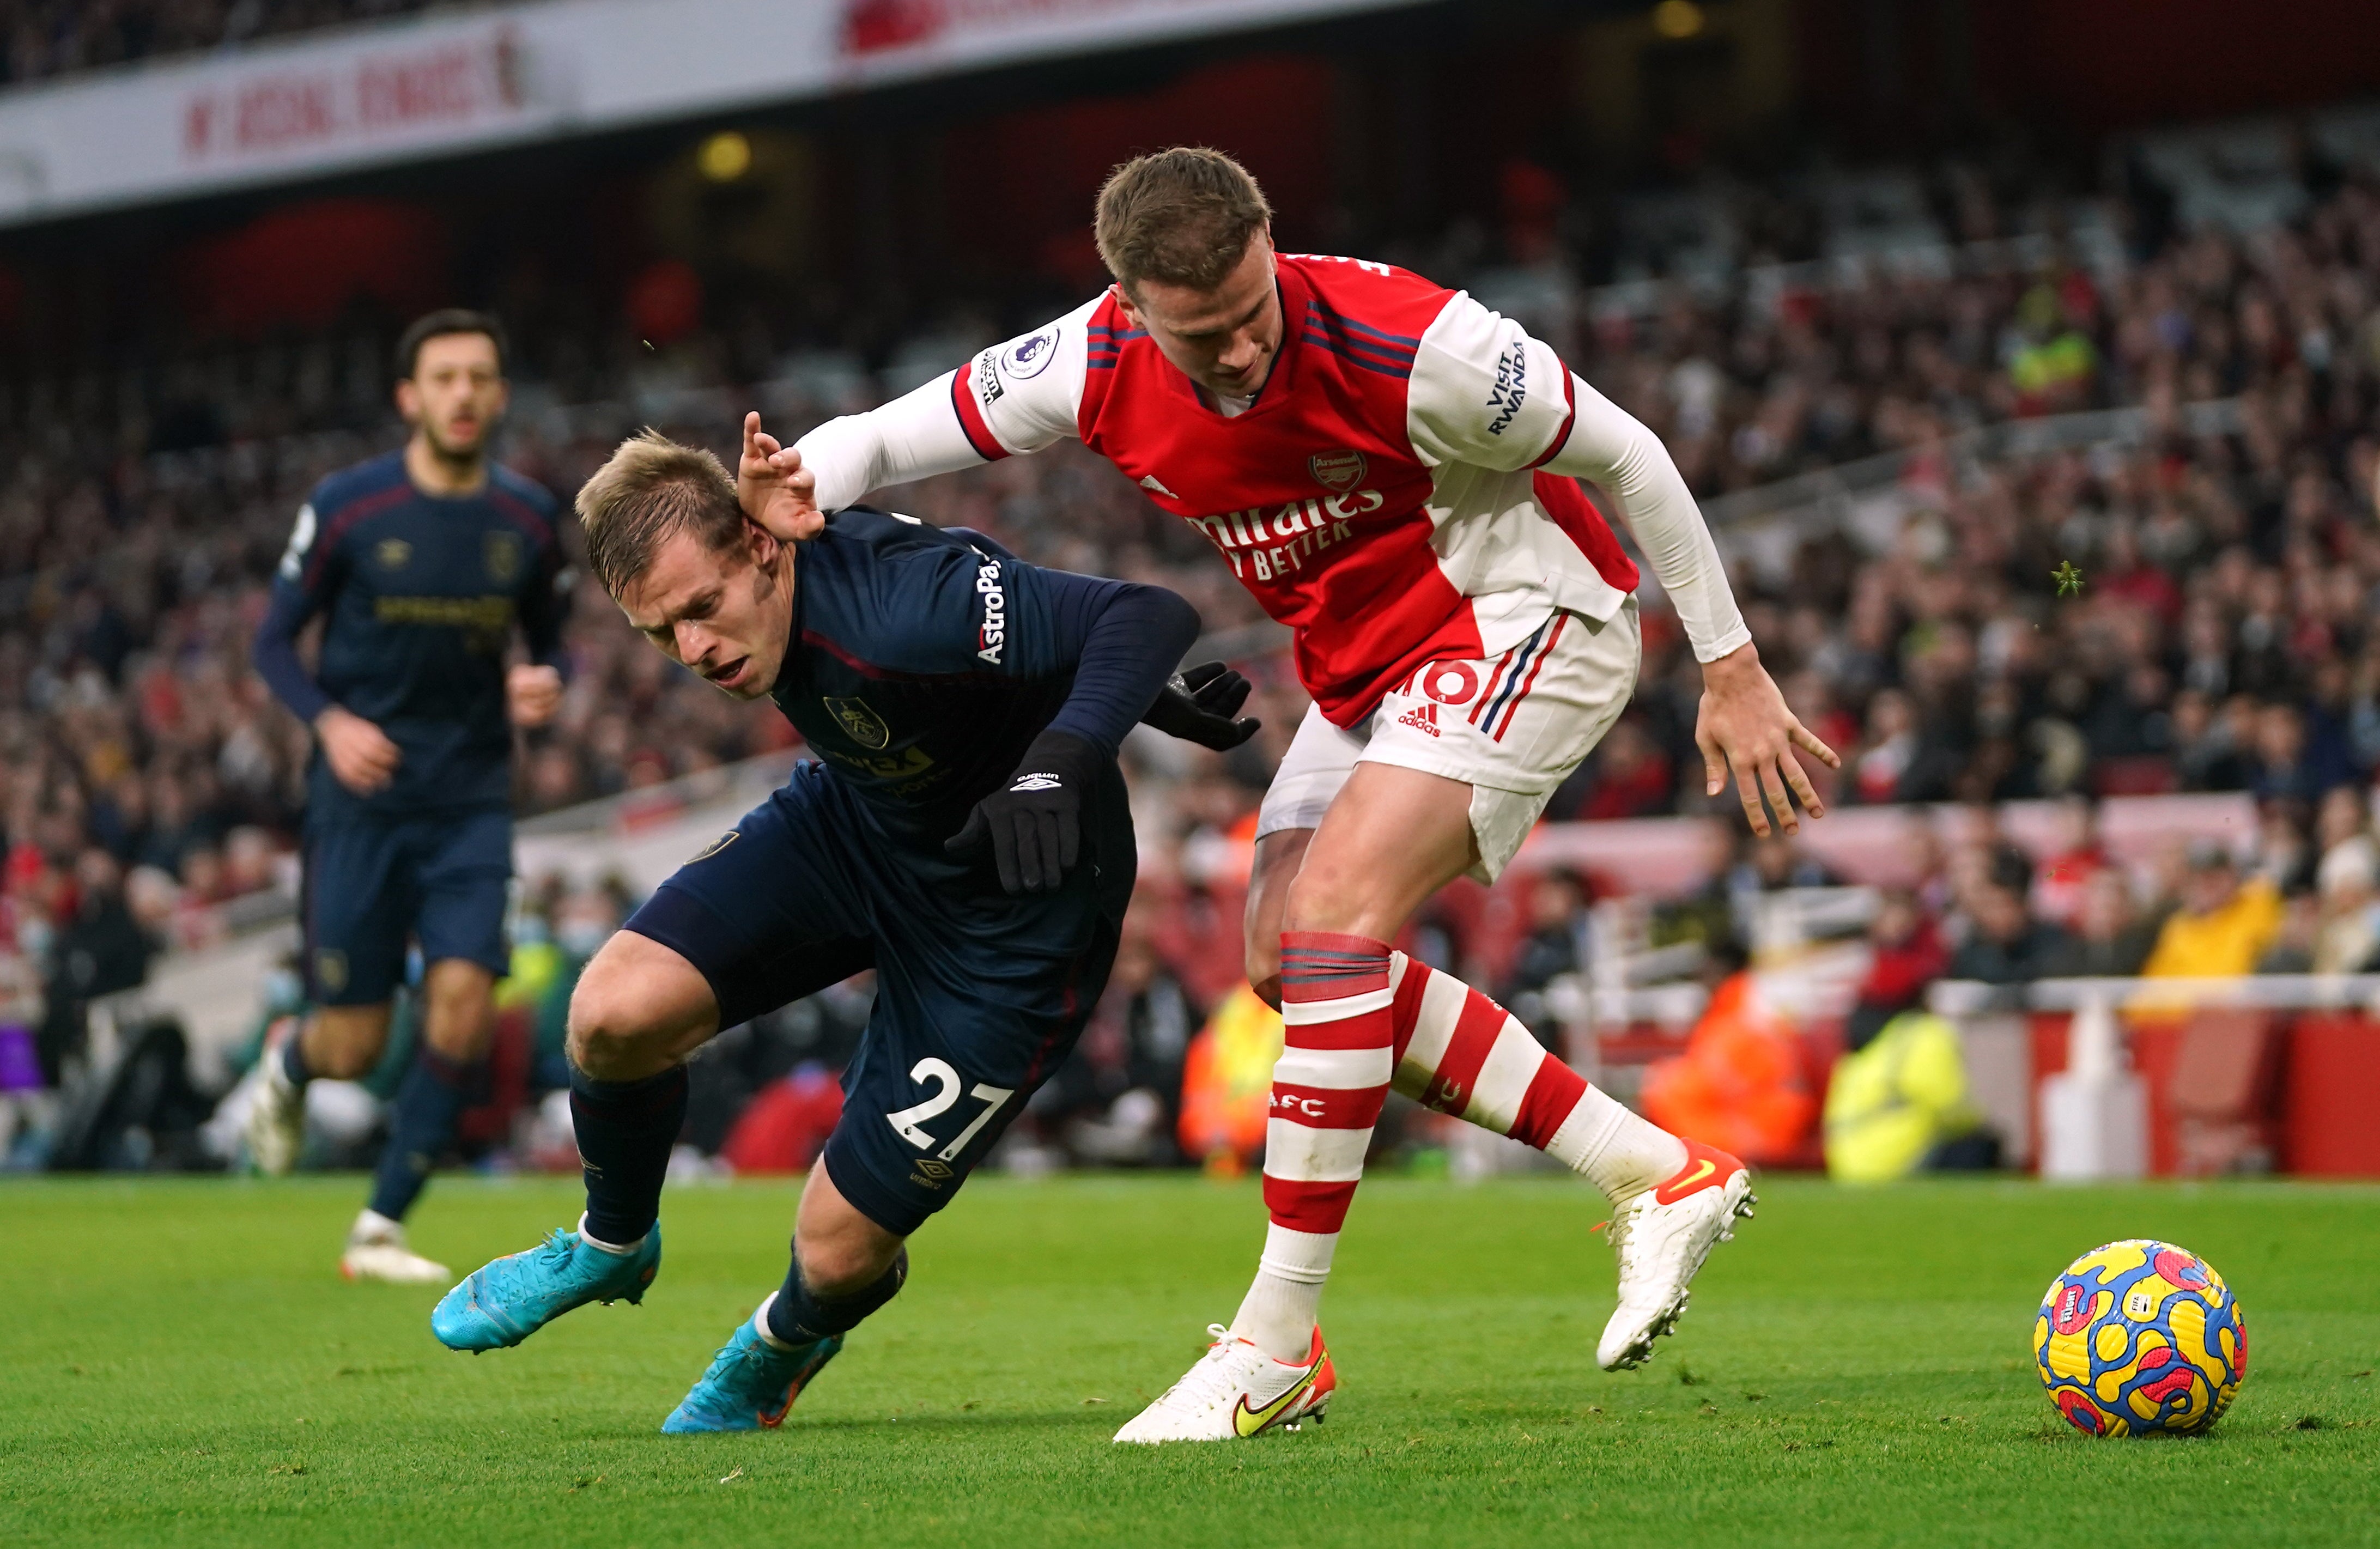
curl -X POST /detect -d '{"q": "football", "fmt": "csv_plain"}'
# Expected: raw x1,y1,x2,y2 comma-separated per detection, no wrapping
2035,1240,2247,1437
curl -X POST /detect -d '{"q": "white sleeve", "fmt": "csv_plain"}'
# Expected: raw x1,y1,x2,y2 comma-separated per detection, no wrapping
1407,291,1752,665
794,372,986,513
793,296,1095,513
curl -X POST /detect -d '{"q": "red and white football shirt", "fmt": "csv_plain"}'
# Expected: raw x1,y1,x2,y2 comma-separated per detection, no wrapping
798,253,1747,728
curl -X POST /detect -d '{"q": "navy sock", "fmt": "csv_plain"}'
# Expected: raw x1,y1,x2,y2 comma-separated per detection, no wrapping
367,1047,477,1223
568,1064,688,1246
281,1033,312,1086
766,1246,908,1346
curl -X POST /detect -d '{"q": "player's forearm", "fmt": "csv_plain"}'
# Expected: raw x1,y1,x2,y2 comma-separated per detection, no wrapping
794,370,987,512
1043,582,1203,757
251,585,333,723
1541,374,1750,664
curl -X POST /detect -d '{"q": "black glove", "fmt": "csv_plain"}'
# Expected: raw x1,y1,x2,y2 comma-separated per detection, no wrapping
946,730,1100,894
1139,660,1261,750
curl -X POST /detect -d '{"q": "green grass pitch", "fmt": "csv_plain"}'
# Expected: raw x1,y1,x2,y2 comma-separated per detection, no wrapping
4,1173,2376,1547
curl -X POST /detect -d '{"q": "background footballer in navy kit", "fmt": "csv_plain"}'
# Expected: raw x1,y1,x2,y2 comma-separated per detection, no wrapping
271,448,565,1004
431,431,1256,1429
248,311,571,1283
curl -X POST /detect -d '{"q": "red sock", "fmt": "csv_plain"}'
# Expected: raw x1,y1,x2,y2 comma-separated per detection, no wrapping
1262,931,1397,1235
1388,952,1589,1146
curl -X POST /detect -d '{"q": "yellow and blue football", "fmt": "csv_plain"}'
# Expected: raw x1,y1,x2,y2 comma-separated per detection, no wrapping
2034,1240,2245,1437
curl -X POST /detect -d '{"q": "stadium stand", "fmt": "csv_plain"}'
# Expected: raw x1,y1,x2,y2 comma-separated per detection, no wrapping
4,93,2378,1172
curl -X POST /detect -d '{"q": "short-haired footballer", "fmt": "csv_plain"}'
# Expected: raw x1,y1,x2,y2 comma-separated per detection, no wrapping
744,148,1841,1440
430,431,1252,1432
248,310,570,1283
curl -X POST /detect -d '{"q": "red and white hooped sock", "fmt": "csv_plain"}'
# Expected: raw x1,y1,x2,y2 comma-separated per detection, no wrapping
1387,951,1684,1201
1232,930,1397,1361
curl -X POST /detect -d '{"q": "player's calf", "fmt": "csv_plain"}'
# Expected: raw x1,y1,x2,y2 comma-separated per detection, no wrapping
1385,952,1755,1369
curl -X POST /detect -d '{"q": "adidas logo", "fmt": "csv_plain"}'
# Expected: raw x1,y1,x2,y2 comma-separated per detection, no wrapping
1395,701,1441,738
1139,475,1179,498
1010,773,1062,791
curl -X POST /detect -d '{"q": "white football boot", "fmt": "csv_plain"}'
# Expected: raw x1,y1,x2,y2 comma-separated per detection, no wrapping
1596,1138,1756,1371
244,1039,307,1177
1113,1325,1335,1443
341,1210,453,1285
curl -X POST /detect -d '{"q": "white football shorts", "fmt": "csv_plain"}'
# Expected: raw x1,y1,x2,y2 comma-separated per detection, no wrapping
1254,599,1641,883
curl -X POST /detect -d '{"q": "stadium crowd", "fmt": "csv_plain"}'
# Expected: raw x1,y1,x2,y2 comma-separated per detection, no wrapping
4,130,2380,1169
0,0,434,83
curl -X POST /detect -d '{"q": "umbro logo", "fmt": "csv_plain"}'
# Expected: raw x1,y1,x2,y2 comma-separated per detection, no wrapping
1010,773,1062,792
1139,474,1179,498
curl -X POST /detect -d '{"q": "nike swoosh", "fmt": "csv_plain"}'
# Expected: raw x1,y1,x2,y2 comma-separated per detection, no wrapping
1656,1158,1717,1202
1232,1363,1318,1437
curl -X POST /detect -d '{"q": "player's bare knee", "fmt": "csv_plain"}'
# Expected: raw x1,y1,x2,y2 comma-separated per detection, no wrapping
565,969,659,1080
306,1006,390,1079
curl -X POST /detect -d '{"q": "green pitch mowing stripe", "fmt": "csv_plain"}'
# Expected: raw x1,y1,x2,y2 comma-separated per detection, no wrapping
2,1175,2375,1548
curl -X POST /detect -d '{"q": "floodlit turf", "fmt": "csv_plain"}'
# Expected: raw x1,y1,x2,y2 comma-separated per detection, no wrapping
3,1174,2376,1548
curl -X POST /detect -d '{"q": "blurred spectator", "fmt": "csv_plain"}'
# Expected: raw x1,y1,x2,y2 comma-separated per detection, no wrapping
1562,718,1673,820
1025,902,1199,1166
2043,868,2162,977
1496,869,1590,1043
1175,983,1282,1175
1843,887,1947,1049
2029,798,2109,928
1823,997,1994,1182
1947,878,2072,984
1640,939,1816,1165
2311,787,2380,971
2255,889,2323,973
35,850,157,1083
1703,827,1844,949
2140,841,2283,977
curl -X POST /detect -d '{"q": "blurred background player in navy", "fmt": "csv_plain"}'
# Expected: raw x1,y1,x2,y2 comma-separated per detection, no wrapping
244,309,570,1283
429,430,1254,1432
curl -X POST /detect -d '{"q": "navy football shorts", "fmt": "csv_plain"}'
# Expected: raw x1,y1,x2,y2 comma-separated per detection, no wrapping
302,807,512,1006
624,761,1128,1237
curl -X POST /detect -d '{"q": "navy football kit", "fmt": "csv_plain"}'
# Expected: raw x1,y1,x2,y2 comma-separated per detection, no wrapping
619,508,1199,1235
254,449,567,1005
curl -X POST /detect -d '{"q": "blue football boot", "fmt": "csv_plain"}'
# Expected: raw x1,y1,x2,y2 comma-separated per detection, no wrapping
431,1223,661,1352
660,1317,842,1434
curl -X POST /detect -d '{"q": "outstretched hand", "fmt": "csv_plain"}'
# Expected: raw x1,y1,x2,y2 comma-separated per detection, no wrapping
739,411,824,543
1693,644,1840,837
1141,661,1261,750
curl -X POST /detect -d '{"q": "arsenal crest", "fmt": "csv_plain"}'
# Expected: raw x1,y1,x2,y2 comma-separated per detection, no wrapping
1309,449,1367,492
825,695,891,749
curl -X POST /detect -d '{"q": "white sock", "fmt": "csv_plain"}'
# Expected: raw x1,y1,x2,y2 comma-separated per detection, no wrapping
1543,1086,1688,1203
351,1208,403,1244
576,1212,645,1256
1228,1225,1336,1362
751,1291,793,1352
